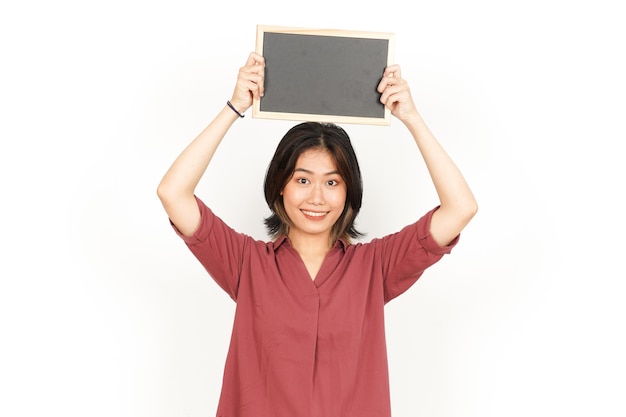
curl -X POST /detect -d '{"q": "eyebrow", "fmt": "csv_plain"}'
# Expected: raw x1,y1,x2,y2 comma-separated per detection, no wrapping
294,167,340,176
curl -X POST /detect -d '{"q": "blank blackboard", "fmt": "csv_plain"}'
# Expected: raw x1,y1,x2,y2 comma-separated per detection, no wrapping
253,25,395,125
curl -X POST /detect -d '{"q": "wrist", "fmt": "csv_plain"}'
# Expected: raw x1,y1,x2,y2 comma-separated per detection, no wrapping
398,111,422,127
226,100,245,118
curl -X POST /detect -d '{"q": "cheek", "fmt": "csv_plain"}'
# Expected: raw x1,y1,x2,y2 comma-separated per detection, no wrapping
296,189,311,200
282,186,304,205
329,189,347,207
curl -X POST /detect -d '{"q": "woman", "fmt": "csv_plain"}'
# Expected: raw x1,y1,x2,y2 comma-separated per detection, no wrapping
157,51,477,417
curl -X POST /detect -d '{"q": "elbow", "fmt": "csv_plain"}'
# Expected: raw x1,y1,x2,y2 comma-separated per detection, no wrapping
463,197,479,224
468,197,479,218
438,197,478,229
157,179,195,209
156,181,167,202
450,195,478,226
157,180,176,205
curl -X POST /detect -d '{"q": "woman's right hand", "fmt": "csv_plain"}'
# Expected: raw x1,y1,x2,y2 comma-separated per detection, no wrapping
229,52,265,114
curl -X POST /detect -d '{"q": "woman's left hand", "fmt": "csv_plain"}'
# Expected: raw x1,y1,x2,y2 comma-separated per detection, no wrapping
377,64,418,122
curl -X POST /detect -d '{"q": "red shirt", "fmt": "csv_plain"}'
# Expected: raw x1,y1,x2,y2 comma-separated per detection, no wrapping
172,196,459,417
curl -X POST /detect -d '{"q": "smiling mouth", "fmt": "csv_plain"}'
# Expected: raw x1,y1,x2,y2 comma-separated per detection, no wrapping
301,210,328,218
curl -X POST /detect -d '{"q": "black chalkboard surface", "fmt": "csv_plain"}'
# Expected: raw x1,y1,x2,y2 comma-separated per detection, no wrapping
253,25,395,125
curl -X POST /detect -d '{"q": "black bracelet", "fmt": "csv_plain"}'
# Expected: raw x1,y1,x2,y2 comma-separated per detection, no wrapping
227,100,245,118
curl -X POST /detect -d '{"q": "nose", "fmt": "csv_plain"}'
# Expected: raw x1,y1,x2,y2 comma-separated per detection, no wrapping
307,183,325,205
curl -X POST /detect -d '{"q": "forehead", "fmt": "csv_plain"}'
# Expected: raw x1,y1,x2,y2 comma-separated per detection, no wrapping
295,149,337,170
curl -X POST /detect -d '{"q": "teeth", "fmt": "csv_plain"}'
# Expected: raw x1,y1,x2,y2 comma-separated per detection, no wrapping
302,210,327,217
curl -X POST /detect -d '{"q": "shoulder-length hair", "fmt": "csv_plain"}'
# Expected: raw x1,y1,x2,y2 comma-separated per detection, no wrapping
264,122,364,244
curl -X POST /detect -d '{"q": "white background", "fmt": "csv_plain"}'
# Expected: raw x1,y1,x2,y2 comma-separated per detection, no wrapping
1,1,624,416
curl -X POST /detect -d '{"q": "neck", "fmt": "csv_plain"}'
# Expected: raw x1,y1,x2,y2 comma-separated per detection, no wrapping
288,232,332,257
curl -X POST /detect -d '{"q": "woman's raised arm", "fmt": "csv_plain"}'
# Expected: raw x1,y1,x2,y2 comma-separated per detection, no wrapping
378,64,478,246
157,52,265,236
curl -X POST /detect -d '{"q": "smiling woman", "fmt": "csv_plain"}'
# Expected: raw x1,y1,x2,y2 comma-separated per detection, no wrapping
263,122,362,249
280,146,348,279
156,51,477,417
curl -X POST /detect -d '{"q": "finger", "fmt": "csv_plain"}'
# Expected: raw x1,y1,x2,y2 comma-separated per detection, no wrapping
231,82,258,107
241,57,265,75
378,77,398,93
240,65,264,81
377,77,388,93
378,64,401,93
233,67,263,95
383,64,401,79
241,80,262,99
379,86,396,106
380,84,409,108
237,74,264,97
247,71,264,97
246,51,265,67
379,79,405,102
241,60,265,96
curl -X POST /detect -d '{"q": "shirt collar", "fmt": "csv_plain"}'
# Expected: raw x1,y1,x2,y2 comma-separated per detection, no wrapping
273,235,349,251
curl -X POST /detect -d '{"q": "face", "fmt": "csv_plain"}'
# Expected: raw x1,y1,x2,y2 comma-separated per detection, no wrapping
282,149,347,243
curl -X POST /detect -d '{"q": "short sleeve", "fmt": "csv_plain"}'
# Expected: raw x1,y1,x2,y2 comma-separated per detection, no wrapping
170,196,248,301
381,206,459,303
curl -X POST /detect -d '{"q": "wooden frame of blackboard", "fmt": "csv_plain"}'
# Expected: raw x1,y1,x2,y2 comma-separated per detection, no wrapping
253,25,396,126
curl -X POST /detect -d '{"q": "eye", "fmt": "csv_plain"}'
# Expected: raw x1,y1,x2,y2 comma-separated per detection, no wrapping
326,179,339,186
297,177,309,185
